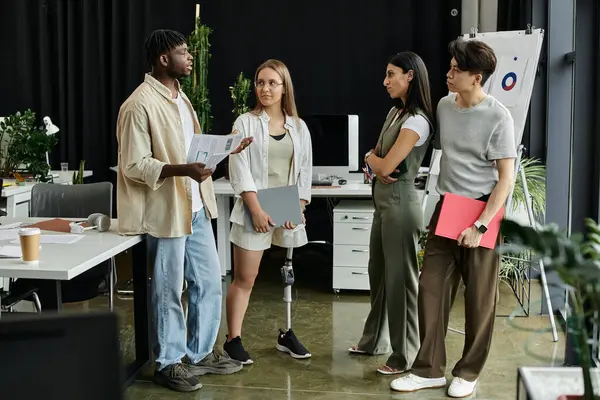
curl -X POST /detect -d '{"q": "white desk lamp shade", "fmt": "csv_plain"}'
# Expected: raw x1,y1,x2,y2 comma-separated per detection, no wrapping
43,116,59,135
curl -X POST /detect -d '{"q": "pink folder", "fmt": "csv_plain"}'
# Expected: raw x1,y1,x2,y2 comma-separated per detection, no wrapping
434,193,504,249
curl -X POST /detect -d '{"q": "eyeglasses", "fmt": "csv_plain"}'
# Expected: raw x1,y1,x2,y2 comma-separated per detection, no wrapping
254,80,284,89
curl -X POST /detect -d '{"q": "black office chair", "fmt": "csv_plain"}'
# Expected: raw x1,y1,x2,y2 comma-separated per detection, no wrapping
0,194,43,313
9,182,116,310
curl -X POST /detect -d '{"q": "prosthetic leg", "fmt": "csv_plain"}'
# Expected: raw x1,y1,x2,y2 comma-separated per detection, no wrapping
275,247,312,359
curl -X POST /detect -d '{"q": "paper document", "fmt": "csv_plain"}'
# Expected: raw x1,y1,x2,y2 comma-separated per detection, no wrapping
0,229,19,241
0,246,22,258
187,134,242,170
0,222,26,230
10,234,84,245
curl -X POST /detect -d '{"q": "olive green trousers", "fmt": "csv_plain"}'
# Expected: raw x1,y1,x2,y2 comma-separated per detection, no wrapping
356,179,422,370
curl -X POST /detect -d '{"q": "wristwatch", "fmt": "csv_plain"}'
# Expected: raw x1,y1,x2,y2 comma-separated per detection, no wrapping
474,220,488,234
364,150,374,163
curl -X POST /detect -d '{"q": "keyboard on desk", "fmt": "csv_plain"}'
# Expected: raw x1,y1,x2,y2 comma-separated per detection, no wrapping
312,180,333,186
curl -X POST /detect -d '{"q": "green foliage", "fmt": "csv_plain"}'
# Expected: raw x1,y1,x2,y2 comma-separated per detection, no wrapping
0,110,57,182
499,218,600,400
499,157,547,285
181,18,212,133
417,229,428,269
511,157,546,219
72,160,86,184
229,72,252,118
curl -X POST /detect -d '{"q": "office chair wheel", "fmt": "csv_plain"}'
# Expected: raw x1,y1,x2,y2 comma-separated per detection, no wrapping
333,289,340,295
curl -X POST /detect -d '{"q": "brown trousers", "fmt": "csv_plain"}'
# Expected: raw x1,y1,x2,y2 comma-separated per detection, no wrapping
411,198,500,381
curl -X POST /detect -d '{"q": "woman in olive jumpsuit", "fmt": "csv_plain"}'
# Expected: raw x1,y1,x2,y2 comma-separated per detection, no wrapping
350,52,434,375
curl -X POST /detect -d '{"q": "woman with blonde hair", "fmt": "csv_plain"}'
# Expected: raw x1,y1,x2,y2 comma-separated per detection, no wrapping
225,59,313,365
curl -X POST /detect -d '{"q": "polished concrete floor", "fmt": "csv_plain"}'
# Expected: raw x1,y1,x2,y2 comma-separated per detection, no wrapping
101,246,565,399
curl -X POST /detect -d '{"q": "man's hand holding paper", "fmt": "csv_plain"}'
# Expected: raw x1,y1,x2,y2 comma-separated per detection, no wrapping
187,163,214,183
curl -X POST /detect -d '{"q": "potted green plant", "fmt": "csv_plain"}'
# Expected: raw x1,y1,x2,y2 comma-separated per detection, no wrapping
0,110,57,182
229,72,252,118
181,10,213,134
510,156,546,220
223,72,252,180
499,217,600,400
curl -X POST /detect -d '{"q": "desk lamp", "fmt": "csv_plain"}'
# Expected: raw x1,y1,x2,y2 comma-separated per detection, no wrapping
43,116,59,167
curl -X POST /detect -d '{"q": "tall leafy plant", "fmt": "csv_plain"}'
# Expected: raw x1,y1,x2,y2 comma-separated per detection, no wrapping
499,218,600,400
511,157,547,220
181,14,212,134
229,72,252,118
0,110,57,182
498,157,547,287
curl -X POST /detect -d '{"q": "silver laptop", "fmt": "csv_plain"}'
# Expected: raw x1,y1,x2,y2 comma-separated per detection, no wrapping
243,185,303,232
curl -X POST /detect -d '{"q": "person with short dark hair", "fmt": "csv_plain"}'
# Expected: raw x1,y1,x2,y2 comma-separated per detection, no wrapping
116,29,251,392
348,51,434,376
390,39,516,398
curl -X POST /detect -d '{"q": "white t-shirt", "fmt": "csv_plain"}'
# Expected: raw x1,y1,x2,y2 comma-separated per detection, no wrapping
390,112,431,147
176,94,203,213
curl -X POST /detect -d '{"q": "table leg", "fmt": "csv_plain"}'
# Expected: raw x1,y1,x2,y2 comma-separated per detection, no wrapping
5,195,16,217
123,239,150,389
42,281,63,311
216,195,232,276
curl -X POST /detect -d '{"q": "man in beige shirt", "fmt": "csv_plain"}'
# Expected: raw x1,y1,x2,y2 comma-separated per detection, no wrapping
116,29,252,393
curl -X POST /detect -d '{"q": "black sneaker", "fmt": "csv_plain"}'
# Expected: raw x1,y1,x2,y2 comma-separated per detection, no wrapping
276,329,311,359
185,350,243,376
223,335,253,365
153,363,202,392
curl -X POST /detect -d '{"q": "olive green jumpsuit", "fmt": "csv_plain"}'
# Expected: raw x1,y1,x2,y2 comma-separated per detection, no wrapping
356,107,432,371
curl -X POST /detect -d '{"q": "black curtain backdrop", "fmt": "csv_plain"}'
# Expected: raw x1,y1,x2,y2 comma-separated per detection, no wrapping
0,0,460,224
0,0,196,184
497,0,532,31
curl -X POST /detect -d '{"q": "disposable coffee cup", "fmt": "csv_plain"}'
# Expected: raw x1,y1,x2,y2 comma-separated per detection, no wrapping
19,227,41,265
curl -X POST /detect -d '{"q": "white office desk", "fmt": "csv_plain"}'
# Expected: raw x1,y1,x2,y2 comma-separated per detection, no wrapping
0,218,142,280
213,177,373,276
1,170,94,218
0,217,150,388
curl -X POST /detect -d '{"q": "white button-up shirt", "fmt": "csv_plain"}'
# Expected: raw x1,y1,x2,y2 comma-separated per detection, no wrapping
228,110,312,226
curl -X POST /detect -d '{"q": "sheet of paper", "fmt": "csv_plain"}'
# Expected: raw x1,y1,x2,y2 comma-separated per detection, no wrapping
187,134,242,169
0,222,26,230
9,234,84,245
489,56,529,107
0,246,22,258
0,229,20,241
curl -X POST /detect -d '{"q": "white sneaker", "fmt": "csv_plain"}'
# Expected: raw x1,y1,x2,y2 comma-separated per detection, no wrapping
390,373,447,392
447,377,477,398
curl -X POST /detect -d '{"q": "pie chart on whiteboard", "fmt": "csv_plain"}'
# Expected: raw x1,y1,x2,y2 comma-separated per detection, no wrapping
490,55,529,107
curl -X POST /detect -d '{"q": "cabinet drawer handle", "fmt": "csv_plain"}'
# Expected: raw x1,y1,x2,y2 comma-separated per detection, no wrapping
352,227,369,231
352,271,369,275
352,216,370,220
352,249,368,253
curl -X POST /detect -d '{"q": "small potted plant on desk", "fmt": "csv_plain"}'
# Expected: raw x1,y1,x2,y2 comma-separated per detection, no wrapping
0,110,57,182
72,160,86,184
500,218,600,400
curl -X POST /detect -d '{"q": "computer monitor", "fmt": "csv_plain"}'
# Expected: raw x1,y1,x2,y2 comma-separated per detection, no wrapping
0,311,123,400
303,114,359,178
